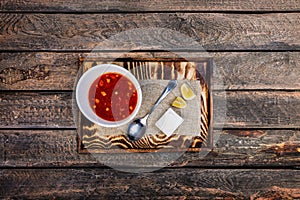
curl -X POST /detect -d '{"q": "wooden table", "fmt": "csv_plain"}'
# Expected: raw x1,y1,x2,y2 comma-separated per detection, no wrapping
0,1,299,199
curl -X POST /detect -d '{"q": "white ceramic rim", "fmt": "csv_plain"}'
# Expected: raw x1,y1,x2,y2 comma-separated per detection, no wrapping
76,64,142,127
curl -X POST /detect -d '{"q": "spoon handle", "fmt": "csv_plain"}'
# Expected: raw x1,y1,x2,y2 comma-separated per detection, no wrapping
147,80,178,116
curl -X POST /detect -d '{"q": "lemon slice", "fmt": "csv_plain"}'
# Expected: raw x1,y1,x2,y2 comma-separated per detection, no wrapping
172,96,187,109
181,83,196,100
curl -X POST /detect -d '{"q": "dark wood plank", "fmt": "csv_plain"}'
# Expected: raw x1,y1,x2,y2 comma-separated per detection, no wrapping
212,52,300,90
0,13,299,51
1,0,299,12
0,92,73,128
0,130,299,168
215,91,300,128
0,168,299,199
1,52,299,90
0,52,79,90
1,91,299,128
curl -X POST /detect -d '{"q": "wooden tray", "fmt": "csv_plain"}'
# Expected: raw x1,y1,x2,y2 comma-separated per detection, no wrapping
77,56,213,153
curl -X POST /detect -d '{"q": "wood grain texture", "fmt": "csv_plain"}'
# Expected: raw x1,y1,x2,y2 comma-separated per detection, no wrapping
0,52,79,90
1,91,299,128
0,129,299,168
212,52,300,90
0,1,299,199
1,52,299,90
0,168,299,199
0,92,73,128
0,13,299,51
1,0,299,12
215,91,300,128
77,58,210,153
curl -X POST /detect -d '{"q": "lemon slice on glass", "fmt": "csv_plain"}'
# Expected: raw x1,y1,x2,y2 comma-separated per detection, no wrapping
181,83,196,100
172,96,187,109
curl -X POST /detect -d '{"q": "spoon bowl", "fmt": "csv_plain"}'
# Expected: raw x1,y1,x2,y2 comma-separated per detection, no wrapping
127,118,147,141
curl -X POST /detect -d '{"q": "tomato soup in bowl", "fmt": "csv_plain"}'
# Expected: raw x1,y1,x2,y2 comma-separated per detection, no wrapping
76,64,142,127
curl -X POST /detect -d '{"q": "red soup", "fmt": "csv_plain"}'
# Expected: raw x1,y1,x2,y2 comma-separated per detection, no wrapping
89,72,138,122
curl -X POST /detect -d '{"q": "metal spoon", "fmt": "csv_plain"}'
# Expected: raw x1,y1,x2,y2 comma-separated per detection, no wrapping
127,80,178,141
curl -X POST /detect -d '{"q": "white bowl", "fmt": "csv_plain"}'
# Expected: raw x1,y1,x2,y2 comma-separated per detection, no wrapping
76,64,142,127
